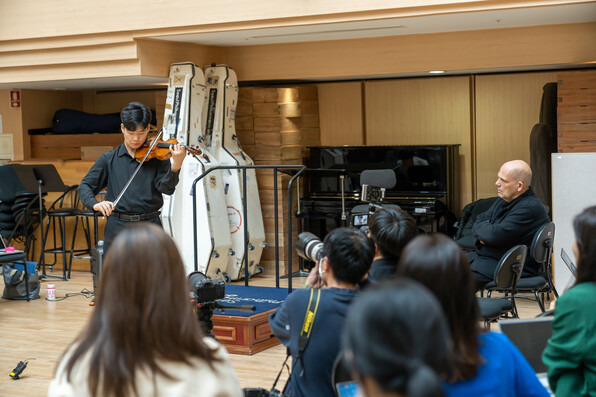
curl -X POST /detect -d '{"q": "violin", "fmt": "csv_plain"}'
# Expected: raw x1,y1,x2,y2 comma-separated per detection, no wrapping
134,136,202,162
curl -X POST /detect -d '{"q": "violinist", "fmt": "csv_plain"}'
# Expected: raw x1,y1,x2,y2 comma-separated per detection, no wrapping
78,102,186,253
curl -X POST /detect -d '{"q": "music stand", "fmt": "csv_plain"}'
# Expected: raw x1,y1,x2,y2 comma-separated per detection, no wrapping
12,164,66,280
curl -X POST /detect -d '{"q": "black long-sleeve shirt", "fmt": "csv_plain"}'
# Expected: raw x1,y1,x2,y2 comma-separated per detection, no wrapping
78,144,179,215
470,187,549,278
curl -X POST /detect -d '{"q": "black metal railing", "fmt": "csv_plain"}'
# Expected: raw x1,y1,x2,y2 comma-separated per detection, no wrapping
192,164,306,292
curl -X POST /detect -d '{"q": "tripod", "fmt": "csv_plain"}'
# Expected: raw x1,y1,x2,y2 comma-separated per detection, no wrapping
194,301,255,337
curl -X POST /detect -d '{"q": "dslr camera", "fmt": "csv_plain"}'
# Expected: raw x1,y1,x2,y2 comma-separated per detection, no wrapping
361,184,385,203
350,169,397,230
188,271,225,304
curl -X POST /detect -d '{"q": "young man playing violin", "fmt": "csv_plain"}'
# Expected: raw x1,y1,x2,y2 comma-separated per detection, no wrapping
78,102,187,253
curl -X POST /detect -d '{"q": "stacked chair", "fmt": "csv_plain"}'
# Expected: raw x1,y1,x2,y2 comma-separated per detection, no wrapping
0,192,46,259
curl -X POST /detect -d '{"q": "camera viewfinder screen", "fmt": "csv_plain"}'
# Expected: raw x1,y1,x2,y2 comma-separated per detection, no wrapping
337,381,363,397
352,214,368,226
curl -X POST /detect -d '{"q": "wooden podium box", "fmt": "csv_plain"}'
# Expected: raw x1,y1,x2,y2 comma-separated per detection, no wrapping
213,308,280,355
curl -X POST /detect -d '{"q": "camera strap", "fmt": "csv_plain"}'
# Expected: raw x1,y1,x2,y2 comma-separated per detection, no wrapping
296,288,321,376
278,288,321,393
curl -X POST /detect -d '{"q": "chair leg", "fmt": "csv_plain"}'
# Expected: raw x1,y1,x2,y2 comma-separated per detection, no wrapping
534,290,546,312
69,216,79,279
511,296,519,318
59,217,68,280
51,216,59,268
39,216,52,275
83,217,91,253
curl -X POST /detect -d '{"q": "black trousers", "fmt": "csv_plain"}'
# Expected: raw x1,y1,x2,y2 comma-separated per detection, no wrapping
102,216,162,254
471,270,492,291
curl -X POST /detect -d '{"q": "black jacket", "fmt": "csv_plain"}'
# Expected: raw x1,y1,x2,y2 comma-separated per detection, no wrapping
368,257,398,282
469,187,549,279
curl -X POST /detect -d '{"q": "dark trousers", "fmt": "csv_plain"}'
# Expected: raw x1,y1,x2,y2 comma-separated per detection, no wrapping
471,270,492,291
103,216,162,254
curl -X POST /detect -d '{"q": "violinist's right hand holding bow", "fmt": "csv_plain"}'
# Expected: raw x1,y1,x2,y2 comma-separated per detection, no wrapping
93,201,115,217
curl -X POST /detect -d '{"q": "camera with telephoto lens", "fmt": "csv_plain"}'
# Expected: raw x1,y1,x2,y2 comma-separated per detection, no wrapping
295,232,324,263
188,271,225,304
243,388,289,397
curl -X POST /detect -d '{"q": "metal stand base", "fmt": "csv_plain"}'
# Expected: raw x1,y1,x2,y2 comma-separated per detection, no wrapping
281,270,309,279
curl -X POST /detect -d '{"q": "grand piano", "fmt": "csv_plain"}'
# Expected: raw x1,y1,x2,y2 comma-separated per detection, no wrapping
299,144,460,237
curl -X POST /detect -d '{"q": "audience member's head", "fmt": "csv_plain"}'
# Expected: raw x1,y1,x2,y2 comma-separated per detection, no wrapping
572,205,596,285
368,207,417,261
321,227,375,285
61,223,218,397
496,160,532,202
397,234,482,382
120,101,152,131
342,279,450,397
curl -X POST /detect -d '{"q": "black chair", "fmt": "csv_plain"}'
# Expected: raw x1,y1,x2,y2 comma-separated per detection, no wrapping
39,185,78,280
477,245,528,328
8,196,46,260
69,190,100,277
1,194,46,260
454,197,498,251
515,222,558,312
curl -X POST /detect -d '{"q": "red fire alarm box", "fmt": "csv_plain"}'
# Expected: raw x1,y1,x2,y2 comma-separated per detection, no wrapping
10,90,20,108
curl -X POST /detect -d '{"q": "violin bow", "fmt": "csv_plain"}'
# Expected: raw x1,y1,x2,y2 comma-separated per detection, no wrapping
112,128,164,209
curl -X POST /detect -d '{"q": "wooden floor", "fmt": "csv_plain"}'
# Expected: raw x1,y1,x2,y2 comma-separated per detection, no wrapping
0,269,546,396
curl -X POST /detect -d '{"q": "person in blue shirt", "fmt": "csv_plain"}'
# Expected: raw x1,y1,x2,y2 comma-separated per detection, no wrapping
397,234,550,397
269,227,374,397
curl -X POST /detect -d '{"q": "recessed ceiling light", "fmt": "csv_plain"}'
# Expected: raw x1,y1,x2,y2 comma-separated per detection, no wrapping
429,70,445,74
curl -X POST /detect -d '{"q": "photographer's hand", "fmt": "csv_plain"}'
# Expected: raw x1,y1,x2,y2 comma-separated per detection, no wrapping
305,265,324,289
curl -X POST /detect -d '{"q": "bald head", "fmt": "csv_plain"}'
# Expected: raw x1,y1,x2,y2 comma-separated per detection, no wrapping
503,160,532,186
496,160,532,202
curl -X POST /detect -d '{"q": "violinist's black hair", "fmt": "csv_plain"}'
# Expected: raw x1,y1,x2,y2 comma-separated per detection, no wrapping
121,102,152,131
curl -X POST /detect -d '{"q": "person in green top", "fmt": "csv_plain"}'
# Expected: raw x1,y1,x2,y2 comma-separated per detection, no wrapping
543,205,596,396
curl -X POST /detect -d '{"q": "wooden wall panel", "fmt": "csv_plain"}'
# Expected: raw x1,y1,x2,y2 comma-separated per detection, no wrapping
557,70,596,153
475,71,557,199
364,76,473,212
317,82,364,146
92,89,165,114
20,90,85,159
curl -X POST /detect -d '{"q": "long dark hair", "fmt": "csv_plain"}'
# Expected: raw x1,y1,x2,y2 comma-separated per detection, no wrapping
342,279,450,397
60,223,219,397
573,205,596,285
396,234,482,382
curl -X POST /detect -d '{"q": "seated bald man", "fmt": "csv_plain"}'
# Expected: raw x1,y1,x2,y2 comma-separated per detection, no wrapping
467,160,550,290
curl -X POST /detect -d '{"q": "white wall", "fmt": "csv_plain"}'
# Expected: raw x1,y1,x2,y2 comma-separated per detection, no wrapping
552,153,596,292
